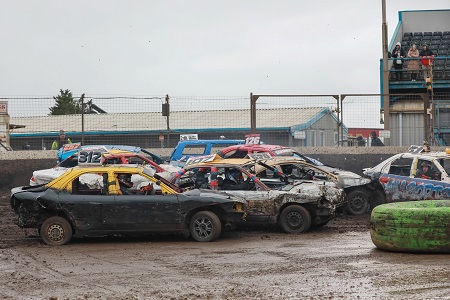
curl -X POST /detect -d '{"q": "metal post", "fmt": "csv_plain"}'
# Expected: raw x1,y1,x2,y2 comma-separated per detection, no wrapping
250,93,259,133
382,0,390,142
421,93,430,143
165,94,170,147
334,95,340,146
340,95,345,146
81,93,85,146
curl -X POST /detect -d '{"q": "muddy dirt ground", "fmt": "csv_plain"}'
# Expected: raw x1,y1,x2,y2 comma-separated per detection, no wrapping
1,190,449,300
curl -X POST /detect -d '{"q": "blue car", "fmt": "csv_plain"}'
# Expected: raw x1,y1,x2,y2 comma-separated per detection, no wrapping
169,140,245,167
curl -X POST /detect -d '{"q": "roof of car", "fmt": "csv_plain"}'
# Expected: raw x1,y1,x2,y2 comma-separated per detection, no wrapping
252,157,317,168
176,139,245,145
220,144,289,153
187,158,252,168
71,164,147,172
224,144,288,150
397,151,450,159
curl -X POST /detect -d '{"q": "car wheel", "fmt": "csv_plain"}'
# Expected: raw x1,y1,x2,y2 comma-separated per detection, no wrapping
40,216,73,246
346,189,370,215
278,205,312,233
370,200,450,253
190,211,222,242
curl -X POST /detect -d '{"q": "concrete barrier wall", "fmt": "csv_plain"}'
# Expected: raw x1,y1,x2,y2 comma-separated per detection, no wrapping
0,146,441,191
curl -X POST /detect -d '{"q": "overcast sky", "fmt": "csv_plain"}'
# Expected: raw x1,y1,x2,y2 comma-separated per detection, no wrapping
1,1,449,97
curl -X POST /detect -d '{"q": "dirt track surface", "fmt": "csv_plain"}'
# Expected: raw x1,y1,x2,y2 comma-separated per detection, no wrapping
1,191,450,300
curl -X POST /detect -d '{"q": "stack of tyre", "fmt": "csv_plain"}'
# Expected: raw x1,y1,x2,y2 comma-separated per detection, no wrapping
370,200,450,253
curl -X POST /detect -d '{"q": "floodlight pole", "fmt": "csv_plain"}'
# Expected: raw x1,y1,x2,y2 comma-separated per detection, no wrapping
81,93,85,145
165,94,170,147
382,0,390,137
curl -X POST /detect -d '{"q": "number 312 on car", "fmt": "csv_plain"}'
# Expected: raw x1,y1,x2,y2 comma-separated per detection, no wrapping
78,150,104,165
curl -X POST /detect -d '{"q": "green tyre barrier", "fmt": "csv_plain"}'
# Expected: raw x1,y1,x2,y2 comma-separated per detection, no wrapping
370,200,450,253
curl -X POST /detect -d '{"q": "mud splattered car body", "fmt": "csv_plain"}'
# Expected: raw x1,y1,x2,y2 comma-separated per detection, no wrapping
363,147,450,203
169,157,347,233
249,156,381,215
11,165,246,245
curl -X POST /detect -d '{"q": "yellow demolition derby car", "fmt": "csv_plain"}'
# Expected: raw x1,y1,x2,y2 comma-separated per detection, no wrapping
11,164,246,245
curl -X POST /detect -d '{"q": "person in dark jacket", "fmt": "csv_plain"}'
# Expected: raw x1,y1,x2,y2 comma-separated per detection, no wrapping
117,173,133,195
415,161,439,180
370,131,384,146
391,42,405,81
419,43,434,82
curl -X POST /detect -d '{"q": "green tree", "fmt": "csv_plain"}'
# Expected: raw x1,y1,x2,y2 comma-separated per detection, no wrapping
49,89,81,115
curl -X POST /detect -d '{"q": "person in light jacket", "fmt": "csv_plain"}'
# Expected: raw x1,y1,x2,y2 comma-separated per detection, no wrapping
407,43,420,81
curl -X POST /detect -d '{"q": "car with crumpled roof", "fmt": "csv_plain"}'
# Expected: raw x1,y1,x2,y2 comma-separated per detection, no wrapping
247,156,382,215
363,146,450,203
168,155,347,233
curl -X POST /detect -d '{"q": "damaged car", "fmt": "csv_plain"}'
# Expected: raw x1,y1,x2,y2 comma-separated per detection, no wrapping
57,143,165,164
169,155,347,233
247,156,382,215
363,146,450,203
30,147,179,186
11,165,246,245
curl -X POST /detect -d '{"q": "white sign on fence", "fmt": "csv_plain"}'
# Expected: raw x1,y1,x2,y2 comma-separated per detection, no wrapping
0,101,7,114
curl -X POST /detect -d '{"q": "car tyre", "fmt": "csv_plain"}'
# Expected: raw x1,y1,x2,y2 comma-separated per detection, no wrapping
190,211,222,242
346,189,370,215
40,216,73,246
370,200,450,253
279,205,311,233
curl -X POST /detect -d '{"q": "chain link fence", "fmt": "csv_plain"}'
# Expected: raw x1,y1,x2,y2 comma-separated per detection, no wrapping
2,92,450,150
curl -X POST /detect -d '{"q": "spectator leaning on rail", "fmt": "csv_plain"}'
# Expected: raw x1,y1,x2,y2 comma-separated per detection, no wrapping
407,43,420,81
419,43,434,83
51,130,72,150
370,131,384,147
391,42,404,81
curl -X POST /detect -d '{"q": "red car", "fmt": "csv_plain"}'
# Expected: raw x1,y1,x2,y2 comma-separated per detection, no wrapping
217,144,323,166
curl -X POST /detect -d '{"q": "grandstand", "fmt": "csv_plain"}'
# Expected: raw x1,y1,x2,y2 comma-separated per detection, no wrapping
381,9,450,146
385,9,450,91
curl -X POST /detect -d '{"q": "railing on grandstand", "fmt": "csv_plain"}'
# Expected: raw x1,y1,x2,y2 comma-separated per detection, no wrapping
388,56,450,82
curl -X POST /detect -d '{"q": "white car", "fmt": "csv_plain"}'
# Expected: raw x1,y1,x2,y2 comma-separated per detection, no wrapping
30,149,179,186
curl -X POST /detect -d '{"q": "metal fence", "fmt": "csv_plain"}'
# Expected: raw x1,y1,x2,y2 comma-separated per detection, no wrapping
2,92,449,150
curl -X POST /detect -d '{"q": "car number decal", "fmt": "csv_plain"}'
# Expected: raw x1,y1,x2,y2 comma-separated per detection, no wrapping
245,133,261,145
247,153,272,160
78,150,104,165
62,142,81,151
185,154,216,166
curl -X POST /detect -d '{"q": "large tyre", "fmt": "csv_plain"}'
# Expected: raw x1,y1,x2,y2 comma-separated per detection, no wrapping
278,205,312,233
190,211,222,242
40,216,73,246
346,189,370,215
370,200,450,253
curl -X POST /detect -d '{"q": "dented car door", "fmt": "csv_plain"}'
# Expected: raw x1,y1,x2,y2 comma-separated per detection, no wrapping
102,194,181,230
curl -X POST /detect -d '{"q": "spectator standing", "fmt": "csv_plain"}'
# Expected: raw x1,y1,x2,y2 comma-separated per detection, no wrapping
407,43,420,81
419,43,434,82
391,42,405,81
370,131,385,146
356,136,366,146
51,130,72,150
